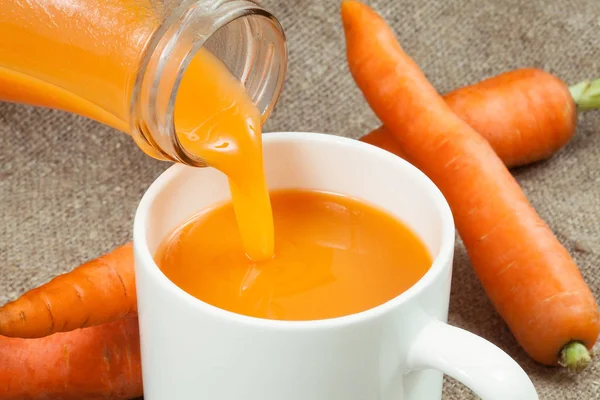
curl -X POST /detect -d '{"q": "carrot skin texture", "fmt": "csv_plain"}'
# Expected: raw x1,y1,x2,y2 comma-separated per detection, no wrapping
360,125,407,159
363,68,578,168
342,0,600,367
0,317,142,400
0,242,136,338
443,68,577,167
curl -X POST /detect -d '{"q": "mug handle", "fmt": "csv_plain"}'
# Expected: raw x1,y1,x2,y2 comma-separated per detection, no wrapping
406,319,539,400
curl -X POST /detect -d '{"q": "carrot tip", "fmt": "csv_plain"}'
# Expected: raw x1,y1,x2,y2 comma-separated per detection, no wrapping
340,0,361,12
558,341,592,372
341,0,376,28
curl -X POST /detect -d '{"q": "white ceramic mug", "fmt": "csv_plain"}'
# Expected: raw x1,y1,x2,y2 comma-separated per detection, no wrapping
133,132,538,400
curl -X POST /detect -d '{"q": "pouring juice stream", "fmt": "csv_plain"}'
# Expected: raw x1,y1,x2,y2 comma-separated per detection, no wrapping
0,0,275,261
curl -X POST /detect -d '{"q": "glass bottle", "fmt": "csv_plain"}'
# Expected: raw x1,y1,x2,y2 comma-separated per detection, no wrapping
0,0,287,166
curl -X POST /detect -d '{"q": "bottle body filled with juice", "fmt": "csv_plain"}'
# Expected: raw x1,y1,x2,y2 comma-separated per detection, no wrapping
0,0,287,166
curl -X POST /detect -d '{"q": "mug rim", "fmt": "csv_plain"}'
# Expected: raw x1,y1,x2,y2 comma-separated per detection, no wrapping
133,131,455,330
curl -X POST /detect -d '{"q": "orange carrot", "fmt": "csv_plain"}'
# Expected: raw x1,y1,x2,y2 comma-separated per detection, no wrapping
342,0,600,370
0,242,136,338
360,125,407,159
360,69,600,168
0,316,142,400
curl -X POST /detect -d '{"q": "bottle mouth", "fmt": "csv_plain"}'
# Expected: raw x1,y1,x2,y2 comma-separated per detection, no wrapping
130,0,287,167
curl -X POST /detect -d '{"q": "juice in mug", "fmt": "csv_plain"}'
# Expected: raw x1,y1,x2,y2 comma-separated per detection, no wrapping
156,189,433,320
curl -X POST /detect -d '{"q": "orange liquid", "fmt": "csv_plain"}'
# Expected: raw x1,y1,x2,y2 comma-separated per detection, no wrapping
0,0,160,128
0,0,273,261
173,53,273,261
156,190,432,321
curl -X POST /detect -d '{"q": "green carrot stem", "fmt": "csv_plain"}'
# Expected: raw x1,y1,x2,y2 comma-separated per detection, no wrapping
558,341,592,372
569,78,600,110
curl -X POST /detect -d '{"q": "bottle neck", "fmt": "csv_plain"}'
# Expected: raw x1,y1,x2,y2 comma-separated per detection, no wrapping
130,0,287,166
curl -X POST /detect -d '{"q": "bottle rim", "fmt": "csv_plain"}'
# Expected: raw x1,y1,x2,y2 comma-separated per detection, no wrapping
130,0,287,167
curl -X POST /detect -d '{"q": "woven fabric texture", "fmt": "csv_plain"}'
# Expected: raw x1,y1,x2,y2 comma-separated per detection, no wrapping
1,0,599,398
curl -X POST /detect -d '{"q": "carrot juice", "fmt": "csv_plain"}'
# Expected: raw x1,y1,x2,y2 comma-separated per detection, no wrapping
156,190,433,321
0,0,159,130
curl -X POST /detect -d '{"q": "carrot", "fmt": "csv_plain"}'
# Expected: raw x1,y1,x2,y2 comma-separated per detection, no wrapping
359,70,600,168
0,242,136,338
359,125,407,159
342,0,600,370
0,316,142,400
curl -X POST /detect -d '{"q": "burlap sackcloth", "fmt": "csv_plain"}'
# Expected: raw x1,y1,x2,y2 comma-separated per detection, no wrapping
1,0,599,398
